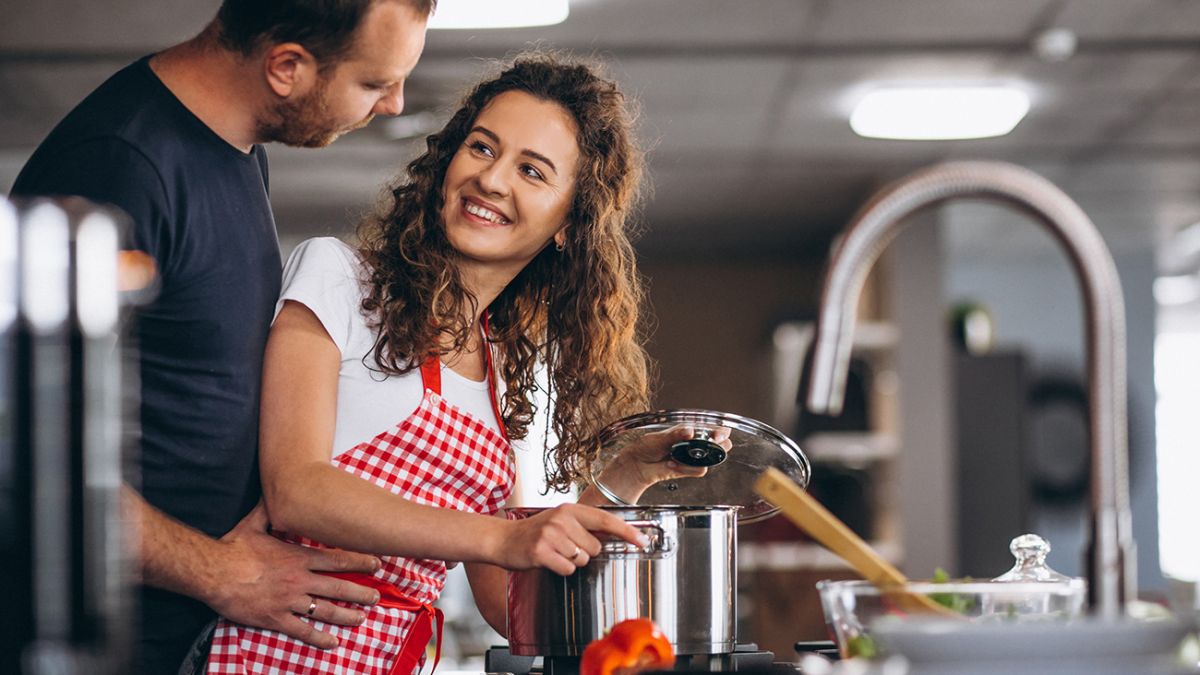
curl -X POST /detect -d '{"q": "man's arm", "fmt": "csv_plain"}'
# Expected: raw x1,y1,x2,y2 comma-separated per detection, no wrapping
125,486,381,649
19,139,387,647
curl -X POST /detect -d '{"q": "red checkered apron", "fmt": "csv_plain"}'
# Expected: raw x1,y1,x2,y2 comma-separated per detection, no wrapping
207,346,514,675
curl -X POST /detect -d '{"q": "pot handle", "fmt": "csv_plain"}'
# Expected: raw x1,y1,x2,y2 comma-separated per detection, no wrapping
595,520,674,559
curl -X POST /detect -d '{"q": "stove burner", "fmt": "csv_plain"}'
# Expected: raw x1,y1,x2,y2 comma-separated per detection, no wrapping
483,644,796,675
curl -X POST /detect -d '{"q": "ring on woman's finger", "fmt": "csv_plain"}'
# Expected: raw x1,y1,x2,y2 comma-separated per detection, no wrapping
570,545,583,561
306,596,318,617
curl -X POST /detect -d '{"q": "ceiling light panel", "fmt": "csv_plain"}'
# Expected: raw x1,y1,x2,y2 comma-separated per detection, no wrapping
428,0,569,29
850,85,1031,140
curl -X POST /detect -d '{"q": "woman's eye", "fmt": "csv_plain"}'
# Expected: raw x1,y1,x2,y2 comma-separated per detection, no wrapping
469,140,494,157
521,164,546,181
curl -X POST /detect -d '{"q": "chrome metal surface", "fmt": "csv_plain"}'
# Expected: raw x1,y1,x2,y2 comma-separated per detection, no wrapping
596,519,672,559
506,506,737,656
3,197,133,673
592,409,811,523
804,161,1135,617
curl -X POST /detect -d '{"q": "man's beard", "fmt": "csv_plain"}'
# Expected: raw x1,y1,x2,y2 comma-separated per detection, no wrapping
257,78,373,148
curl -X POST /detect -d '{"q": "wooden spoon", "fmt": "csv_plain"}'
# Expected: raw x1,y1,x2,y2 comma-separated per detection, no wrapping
754,467,961,616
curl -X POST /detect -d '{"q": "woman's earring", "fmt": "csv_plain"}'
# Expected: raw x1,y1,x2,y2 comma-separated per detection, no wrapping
555,241,565,252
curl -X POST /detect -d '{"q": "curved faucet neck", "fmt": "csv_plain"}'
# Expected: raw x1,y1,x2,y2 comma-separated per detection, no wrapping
806,161,1135,617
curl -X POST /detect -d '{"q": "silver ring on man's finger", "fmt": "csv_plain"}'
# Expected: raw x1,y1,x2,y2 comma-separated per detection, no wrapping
306,597,318,617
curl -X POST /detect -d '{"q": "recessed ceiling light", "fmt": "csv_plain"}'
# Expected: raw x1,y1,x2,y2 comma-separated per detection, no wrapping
850,85,1030,140
428,0,569,29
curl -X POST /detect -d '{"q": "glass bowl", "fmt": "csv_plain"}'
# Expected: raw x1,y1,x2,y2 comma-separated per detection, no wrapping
816,578,1088,659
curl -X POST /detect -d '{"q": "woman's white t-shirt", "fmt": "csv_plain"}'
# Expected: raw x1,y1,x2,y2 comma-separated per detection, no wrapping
275,237,502,458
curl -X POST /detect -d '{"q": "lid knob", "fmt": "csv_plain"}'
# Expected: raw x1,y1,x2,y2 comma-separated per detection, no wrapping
669,429,728,468
993,533,1071,582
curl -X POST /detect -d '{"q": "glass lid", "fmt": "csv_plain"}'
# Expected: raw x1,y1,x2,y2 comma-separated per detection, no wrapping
591,409,810,524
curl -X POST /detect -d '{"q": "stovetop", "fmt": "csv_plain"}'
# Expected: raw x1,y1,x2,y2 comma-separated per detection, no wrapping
484,644,801,675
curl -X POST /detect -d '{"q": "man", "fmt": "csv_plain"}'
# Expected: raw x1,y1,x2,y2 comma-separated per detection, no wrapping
11,1,433,671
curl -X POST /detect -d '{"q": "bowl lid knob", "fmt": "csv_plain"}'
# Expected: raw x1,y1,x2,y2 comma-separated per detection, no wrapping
993,533,1072,581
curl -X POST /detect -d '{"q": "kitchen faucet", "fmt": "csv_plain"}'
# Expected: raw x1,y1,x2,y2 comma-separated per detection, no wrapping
804,161,1135,618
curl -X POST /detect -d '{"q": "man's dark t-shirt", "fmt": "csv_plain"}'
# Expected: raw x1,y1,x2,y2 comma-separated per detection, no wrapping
12,57,282,673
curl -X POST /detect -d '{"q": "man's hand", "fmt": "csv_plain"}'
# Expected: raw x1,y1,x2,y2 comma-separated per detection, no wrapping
203,503,382,649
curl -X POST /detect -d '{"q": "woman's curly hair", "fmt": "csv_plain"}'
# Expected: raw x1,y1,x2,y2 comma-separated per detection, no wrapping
355,52,652,492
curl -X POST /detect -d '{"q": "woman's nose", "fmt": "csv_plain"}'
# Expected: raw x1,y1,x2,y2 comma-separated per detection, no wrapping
474,161,510,196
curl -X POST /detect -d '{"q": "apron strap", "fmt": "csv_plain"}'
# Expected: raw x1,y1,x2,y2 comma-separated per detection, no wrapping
321,572,443,675
419,355,441,396
420,316,508,440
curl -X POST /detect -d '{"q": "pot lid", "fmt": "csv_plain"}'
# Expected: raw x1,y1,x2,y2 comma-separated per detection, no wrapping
591,409,810,524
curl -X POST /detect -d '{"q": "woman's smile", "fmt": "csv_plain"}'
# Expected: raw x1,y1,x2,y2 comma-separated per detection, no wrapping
462,197,511,225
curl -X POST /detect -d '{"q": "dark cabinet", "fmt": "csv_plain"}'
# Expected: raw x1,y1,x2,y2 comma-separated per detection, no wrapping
954,351,1030,577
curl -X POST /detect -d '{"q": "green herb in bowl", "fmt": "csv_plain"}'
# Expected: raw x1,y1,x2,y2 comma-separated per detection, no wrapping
846,634,877,659
928,567,978,614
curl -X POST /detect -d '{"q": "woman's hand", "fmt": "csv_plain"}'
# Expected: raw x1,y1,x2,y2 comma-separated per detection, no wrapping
499,503,650,576
591,425,732,503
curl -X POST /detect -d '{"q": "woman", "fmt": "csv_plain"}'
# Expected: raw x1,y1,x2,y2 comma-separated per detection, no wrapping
205,53,721,674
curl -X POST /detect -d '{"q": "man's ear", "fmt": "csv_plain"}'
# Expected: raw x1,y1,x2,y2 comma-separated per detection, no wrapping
263,43,318,98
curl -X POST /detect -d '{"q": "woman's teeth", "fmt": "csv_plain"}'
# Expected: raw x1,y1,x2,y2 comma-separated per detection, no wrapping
465,202,508,224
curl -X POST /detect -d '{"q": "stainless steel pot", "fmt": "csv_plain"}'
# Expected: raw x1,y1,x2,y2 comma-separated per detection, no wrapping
506,409,809,657
506,505,738,656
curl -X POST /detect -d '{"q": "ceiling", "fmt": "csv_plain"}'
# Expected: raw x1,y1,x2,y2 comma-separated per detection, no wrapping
1,0,1198,265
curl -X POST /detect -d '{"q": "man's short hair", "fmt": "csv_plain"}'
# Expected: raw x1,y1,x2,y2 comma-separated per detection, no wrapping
216,0,435,68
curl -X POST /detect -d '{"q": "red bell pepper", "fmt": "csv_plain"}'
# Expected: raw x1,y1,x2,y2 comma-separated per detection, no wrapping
580,618,676,675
